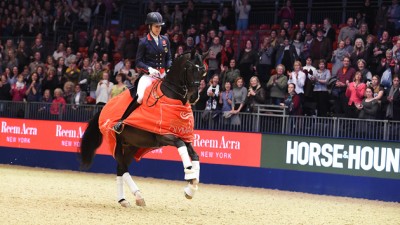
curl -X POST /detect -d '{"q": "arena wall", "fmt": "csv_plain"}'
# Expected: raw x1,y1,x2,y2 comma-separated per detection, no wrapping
0,118,399,202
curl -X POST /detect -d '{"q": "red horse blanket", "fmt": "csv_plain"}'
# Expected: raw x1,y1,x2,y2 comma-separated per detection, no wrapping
99,81,194,160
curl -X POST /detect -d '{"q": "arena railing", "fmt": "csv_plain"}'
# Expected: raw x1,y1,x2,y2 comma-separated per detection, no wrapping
1,100,399,142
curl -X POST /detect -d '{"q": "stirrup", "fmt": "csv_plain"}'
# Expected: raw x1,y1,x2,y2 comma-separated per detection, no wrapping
112,121,125,134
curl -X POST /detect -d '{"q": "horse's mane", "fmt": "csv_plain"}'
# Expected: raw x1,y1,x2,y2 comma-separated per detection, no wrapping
167,52,191,77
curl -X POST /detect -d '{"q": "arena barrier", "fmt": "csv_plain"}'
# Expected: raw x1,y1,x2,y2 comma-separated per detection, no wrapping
0,117,399,202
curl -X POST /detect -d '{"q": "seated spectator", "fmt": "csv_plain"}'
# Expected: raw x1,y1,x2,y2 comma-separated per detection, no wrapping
267,64,288,105
345,71,366,118
357,59,372,83
220,59,240,87
0,74,12,101
356,86,379,119
280,83,302,115
384,76,400,120
10,74,27,102
38,89,53,113
25,72,41,102
245,76,266,113
95,71,113,105
110,73,127,99
50,88,66,116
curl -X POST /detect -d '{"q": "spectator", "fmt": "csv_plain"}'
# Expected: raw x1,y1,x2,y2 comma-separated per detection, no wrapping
219,81,234,124
95,70,113,105
245,76,266,113
345,71,366,118
234,0,251,31
63,60,80,85
303,57,318,77
386,0,400,36
300,32,314,64
171,4,183,29
323,18,336,44
5,49,18,71
25,72,41,102
55,57,67,86
230,77,247,125
373,30,393,63
207,36,223,81
10,74,27,102
174,45,185,59
78,58,92,94
63,81,75,104
292,31,304,57
287,61,306,104
384,76,400,120
66,32,78,54
377,50,396,88
103,29,115,60
220,7,235,31
310,28,332,68
278,0,295,25
88,61,103,98
100,53,111,72
185,37,196,51
371,75,385,102
38,89,53,113
338,17,358,43
357,59,372,83
71,84,87,106
267,64,288,105
45,55,56,73
0,74,12,101
192,79,208,111
270,30,278,48
281,83,302,115
123,31,139,61
53,42,66,61
276,37,298,72
343,37,354,55
110,73,127,99
359,0,375,33
79,1,92,24
311,59,331,117
375,4,388,37
331,40,347,77
209,10,220,32
41,68,59,98
350,38,367,69
238,40,258,86
220,39,234,68
115,31,126,57
332,56,356,116
220,59,240,86
365,34,377,72
257,36,274,85
64,47,76,67
183,0,197,31
16,40,30,72
50,88,66,116
196,33,208,54
354,23,369,44
356,86,379,119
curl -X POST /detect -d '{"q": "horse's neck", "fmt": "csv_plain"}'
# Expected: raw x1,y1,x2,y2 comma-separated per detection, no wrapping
161,75,187,105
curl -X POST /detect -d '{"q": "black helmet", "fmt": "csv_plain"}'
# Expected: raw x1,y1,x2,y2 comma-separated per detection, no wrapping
145,12,165,25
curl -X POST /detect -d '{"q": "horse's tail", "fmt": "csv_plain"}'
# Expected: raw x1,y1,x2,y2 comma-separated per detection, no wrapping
79,111,102,170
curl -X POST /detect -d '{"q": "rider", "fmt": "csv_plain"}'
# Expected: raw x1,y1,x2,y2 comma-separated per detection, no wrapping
113,12,172,133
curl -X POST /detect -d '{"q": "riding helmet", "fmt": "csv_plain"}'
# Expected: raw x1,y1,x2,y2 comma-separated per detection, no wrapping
145,12,165,25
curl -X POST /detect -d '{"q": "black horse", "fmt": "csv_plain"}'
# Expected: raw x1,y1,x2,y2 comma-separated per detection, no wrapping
79,50,206,207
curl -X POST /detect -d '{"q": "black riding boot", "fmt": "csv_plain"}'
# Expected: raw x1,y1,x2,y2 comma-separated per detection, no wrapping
113,99,140,133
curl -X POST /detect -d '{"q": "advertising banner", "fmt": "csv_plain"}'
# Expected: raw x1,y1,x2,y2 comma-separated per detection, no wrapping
261,135,400,179
0,118,261,167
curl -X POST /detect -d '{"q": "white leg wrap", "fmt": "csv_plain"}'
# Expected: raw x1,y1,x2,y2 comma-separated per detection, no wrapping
136,75,155,104
122,172,139,194
192,161,200,183
116,176,125,201
177,146,192,169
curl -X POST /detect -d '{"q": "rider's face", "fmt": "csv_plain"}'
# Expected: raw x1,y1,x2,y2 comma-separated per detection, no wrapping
151,24,162,36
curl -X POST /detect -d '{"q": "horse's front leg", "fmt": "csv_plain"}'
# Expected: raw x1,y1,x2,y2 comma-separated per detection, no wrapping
174,140,198,181
184,143,200,199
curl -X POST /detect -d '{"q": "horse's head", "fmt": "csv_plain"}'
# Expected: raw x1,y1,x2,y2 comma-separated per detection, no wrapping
165,49,207,104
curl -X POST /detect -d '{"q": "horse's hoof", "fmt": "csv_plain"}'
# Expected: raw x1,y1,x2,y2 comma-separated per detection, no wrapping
135,198,146,207
118,199,131,208
184,183,198,200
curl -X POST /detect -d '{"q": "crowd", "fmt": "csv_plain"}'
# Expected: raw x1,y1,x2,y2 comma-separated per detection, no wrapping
0,0,399,123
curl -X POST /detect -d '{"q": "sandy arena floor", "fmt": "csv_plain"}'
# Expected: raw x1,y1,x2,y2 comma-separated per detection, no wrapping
0,164,399,225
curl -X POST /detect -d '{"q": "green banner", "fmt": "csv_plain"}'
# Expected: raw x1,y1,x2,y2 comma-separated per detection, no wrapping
261,135,400,180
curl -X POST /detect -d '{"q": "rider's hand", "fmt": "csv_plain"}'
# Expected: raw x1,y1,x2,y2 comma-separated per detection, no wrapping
148,67,160,77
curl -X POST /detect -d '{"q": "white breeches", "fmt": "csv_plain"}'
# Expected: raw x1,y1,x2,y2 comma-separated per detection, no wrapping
136,73,165,104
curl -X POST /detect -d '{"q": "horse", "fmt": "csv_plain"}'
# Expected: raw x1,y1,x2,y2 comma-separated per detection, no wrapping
79,50,206,207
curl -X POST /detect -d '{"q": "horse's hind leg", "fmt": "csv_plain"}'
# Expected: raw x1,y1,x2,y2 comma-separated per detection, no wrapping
115,139,145,207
